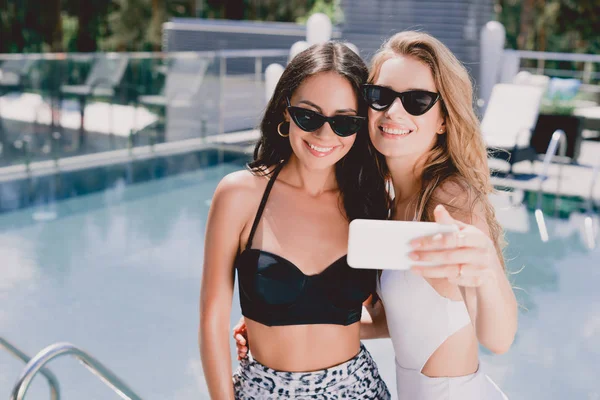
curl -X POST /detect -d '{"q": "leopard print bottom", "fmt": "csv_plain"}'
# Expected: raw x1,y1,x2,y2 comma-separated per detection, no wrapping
232,344,390,399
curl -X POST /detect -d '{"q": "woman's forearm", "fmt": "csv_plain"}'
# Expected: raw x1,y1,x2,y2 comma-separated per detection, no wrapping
474,265,518,354
200,315,235,400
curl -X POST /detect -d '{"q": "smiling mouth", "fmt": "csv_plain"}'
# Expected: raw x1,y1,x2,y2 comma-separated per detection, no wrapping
379,125,414,138
304,140,338,157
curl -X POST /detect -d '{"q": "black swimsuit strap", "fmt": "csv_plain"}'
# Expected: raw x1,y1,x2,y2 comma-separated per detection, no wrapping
245,163,285,250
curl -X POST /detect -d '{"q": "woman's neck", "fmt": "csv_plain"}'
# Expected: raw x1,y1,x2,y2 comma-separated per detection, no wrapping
281,155,338,196
387,153,425,206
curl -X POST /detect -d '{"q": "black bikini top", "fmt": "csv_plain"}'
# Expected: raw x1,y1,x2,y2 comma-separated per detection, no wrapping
234,164,376,327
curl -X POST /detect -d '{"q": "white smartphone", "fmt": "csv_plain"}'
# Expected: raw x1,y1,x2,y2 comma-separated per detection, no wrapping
347,219,459,270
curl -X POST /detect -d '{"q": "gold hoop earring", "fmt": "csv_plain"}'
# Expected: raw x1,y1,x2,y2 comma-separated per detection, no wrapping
277,121,289,137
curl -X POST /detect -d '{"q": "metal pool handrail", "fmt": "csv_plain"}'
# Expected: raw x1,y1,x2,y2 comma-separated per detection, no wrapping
584,160,600,249
587,159,600,211
0,337,60,400
535,129,567,242
10,342,142,400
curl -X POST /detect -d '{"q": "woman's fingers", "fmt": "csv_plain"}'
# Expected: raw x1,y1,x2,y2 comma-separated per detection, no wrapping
410,229,488,250
412,263,494,287
412,264,461,279
237,347,248,360
232,317,247,341
235,333,249,360
432,204,468,228
409,247,487,265
234,333,247,346
408,206,496,288
233,319,249,360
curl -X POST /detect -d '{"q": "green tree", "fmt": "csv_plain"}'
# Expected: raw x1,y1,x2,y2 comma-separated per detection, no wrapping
555,0,600,53
201,0,337,23
1,0,28,52
206,0,245,19
100,0,194,51
0,0,62,52
296,0,343,25
496,0,600,54
63,0,110,52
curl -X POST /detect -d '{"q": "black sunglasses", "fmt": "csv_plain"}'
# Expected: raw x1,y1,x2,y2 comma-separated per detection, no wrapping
285,98,365,137
362,84,441,116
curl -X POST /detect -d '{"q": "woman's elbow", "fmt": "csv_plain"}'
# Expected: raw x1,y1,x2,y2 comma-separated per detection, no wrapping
483,326,517,355
486,340,513,355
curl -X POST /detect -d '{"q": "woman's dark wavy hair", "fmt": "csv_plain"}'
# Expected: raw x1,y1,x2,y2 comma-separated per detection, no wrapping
248,42,390,221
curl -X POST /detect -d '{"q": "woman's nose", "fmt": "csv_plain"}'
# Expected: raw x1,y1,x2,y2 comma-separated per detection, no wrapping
385,97,409,119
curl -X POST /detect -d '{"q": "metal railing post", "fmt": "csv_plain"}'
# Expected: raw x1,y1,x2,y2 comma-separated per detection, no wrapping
0,337,60,400
535,130,567,241
10,342,142,400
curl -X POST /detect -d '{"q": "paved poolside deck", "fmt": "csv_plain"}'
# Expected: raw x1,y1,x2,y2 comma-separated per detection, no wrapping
205,129,600,204
0,126,598,204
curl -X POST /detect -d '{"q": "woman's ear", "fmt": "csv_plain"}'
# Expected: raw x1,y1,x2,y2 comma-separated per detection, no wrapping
437,119,446,135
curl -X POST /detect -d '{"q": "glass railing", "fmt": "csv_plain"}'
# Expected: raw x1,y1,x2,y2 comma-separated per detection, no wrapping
509,50,600,83
503,50,600,108
0,50,289,169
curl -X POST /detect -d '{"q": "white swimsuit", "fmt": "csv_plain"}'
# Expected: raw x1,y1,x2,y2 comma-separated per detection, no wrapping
378,270,508,400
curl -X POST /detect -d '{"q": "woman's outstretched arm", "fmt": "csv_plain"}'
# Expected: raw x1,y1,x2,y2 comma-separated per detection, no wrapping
200,173,253,400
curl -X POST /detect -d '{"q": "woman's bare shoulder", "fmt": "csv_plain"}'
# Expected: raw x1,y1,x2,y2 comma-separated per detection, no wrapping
432,178,479,221
432,177,492,233
210,168,270,219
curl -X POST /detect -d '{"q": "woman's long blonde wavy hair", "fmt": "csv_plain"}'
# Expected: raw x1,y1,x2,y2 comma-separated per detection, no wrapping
369,31,506,267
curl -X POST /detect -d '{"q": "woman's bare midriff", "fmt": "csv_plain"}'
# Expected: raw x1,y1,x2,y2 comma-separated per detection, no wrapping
420,324,480,377
246,318,362,372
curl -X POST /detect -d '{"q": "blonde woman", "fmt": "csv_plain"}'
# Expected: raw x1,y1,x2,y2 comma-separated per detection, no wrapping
236,32,517,399
359,31,515,399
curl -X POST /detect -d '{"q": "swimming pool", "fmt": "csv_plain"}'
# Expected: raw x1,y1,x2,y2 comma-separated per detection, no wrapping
1,158,598,399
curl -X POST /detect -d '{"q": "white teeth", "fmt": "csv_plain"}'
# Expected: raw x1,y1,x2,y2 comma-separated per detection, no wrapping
308,143,334,152
382,127,411,135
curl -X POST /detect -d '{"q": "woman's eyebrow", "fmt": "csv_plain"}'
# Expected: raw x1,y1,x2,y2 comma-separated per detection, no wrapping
298,100,322,111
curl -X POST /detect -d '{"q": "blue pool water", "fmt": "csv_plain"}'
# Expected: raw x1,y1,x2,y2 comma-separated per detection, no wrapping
1,161,599,399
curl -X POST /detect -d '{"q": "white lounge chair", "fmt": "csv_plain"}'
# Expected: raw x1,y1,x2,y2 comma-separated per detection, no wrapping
139,56,211,142
481,83,546,174
60,54,130,150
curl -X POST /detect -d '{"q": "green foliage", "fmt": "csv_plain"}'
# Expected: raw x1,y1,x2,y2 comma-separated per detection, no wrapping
496,0,600,54
101,0,153,51
100,0,196,51
539,96,576,116
296,0,344,25
0,0,59,52
61,13,79,52
0,0,597,55
555,0,600,54
495,0,600,83
238,0,322,23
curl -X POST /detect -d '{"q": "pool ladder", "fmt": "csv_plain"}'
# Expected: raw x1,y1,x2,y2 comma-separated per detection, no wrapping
0,337,59,400
534,129,599,248
1,337,142,400
534,129,567,242
584,159,600,249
